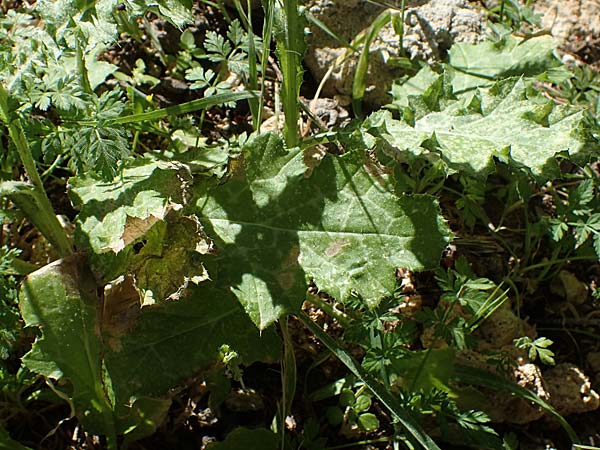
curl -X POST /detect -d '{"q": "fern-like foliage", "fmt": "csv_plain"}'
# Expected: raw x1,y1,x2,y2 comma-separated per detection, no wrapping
70,91,131,179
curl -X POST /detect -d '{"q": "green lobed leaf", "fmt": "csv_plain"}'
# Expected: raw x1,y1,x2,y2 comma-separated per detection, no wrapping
69,158,198,283
19,255,280,441
196,133,450,329
390,34,564,111
20,158,284,441
391,348,456,394
19,255,117,441
390,65,441,109
357,412,379,432
367,78,598,180
103,283,281,402
447,34,562,94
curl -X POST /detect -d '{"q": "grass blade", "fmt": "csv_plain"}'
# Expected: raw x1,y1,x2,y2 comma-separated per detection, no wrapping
231,0,260,129
297,310,441,450
108,91,258,125
259,0,276,132
305,11,358,51
352,9,391,117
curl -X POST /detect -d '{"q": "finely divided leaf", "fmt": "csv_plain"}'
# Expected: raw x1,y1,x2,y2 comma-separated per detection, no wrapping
368,78,597,179
196,133,450,329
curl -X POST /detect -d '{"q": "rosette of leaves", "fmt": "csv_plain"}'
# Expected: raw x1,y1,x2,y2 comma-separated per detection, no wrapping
368,76,598,180
19,158,281,447
379,34,598,182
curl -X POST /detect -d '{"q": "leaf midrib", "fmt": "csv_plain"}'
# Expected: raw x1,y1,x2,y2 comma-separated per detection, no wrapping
206,218,414,239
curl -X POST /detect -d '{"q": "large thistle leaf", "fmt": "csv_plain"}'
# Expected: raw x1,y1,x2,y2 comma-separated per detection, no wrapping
20,158,281,441
448,34,564,94
19,256,279,440
69,158,213,303
103,284,281,401
196,133,451,329
367,78,598,180
391,34,565,109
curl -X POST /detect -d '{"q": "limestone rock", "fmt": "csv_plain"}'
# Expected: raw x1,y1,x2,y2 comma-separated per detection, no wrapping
475,301,536,350
534,0,600,42
304,0,485,107
457,350,548,424
427,300,599,423
544,363,600,416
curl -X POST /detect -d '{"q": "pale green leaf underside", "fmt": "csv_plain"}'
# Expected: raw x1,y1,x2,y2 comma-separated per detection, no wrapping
448,34,560,93
197,133,450,329
368,78,594,179
70,158,192,255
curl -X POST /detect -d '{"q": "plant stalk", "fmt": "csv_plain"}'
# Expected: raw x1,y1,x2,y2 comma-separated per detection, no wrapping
0,84,73,258
281,0,302,147
297,310,441,450
279,316,296,450
259,0,276,132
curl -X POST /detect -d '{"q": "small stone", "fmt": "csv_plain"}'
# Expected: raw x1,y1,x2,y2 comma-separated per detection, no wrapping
544,363,600,416
551,271,588,305
534,0,600,42
224,388,265,412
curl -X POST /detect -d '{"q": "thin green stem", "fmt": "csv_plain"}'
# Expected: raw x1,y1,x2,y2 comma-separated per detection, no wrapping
520,255,595,274
502,275,522,330
0,84,73,258
246,0,260,130
297,310,441,450
304,294,351,328
327,436,392,450
352,9,391,117
259,0,275,132
233,0,260,129
279,316,296,450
